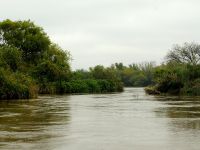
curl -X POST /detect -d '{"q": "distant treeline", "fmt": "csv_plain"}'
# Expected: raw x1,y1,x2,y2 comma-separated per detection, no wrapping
145,42,200,96
73,62,155,87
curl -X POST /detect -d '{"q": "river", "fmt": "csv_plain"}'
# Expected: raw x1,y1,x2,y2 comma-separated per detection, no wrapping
0,88,200,150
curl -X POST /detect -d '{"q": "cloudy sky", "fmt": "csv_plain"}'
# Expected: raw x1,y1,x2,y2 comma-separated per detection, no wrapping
1,0,200,69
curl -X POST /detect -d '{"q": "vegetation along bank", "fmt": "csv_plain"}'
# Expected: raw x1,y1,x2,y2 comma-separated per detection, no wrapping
145,42,200,96
0,20,124,99
0,19,199,99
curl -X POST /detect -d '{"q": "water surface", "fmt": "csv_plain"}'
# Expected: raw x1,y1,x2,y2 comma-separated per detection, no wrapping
0,88,200,150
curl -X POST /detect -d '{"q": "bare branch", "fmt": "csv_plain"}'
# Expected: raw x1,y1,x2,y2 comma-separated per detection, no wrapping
165,42,200,65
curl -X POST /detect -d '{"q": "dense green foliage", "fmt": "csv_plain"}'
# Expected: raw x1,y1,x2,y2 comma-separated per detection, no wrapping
57,79,123,94
0,45,22,71
0,19,50,63
0,20,70,99
145,42,200,96
71,63,155,89
0,20,124,99
2,20,198,99
0,68,37,99
70,65,124,93
112,62,155,87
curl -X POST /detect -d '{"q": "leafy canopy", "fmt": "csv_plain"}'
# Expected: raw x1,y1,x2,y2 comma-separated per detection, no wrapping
0,19,50,63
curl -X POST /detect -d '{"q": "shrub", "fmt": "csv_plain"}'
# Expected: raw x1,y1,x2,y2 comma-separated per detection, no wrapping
85,80,101,93
180,78,200,96
69,80,89,93
0,69,38,99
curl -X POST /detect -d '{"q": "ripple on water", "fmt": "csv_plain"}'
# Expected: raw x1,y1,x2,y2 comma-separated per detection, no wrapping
0,88,200,150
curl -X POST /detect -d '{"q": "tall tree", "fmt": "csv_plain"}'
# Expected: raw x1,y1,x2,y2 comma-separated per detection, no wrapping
166,42,200,65
0,19,50,63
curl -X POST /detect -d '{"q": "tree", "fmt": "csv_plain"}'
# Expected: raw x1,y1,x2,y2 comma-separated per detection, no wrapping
128,63,140,70
114,62,125,70
0,19,50,63
90,65,119,80
72,69,92,80
166,42,200,65
33,44,71,83
138,62,155,85
0,45,22,71
43,44,71,73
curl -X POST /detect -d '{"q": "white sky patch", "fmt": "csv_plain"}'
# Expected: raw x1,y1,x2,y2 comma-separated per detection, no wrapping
1,0,200,69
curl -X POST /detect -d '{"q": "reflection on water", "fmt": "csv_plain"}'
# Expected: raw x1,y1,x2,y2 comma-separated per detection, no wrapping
154,96,200,131
0,96,70,149
0,88,200,150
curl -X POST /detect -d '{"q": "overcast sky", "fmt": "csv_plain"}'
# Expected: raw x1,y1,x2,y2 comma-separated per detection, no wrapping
1,0,200,69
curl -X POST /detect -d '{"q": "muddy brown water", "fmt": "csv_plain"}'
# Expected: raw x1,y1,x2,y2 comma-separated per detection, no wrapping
0,88,200,150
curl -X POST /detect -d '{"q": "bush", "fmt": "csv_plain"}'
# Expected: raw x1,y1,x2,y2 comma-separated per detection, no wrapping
98,79,123,93
180,78,200,96
68,80,89,93
0,69,38,99
38,82,57,94
38,79,124,94
85,80,101,93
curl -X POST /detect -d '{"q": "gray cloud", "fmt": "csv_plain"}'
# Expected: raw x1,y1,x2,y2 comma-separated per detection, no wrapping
1,0,200,69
